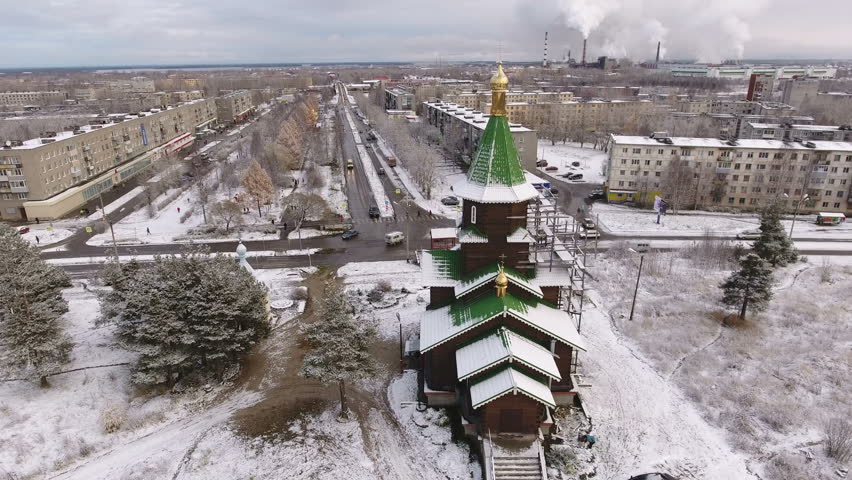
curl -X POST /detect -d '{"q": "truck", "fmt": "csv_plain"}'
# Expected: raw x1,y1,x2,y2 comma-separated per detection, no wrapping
386,157,397,167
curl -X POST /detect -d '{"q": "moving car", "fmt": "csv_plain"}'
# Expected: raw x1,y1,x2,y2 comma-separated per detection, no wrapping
587,190,605,201
736,230,761,240
378,167,386,175
550,187,559,195
385,231,405,245
386,157,397,167
441,196,460,206
346,159,354,170
545,166,559,172
582,218,596,230
578,227,600,239
368,206,381,218
341,229,359,240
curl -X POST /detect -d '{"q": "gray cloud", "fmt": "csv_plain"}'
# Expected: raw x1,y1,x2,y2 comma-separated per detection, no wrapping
0,0,849,68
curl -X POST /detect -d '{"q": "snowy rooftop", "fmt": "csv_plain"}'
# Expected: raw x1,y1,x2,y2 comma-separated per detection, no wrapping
424,102,532,132
4,99,209,150
456,328,561,381
611,135,852,152
430,228,458,239
747,123,845,131
419,291,587,353
469,366,555,409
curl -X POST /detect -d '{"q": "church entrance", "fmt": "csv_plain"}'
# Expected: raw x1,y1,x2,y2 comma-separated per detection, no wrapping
499,408,523,432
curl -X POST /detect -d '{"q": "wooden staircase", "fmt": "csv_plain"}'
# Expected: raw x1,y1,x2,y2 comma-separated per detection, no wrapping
492,456,544,480
483,434,547,480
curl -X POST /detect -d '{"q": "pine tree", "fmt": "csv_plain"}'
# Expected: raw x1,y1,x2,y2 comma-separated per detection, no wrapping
300,281,377,417
99,253,270,386
0,224,72,385
241,160,275,217
753,202,798,267
720,253,775,319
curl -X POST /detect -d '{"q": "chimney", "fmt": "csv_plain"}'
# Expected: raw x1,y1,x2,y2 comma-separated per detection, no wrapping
581,38,587,66
655,41,661,64
543,31,549,68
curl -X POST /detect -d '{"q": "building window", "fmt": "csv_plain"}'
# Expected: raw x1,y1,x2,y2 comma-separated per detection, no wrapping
728,197,735,204
739,198,746,204
470,206,477,224
835,203,842,208
822,202,829,207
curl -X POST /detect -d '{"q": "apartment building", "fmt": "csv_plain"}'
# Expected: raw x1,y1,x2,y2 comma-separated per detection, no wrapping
215,90,254,126
740,123,852,142
0,90,68,106
780,77,820,108
441,90,574,112
384,87,415,111
657,64,837,79
0,99,217,221
422,101,537,170
606,134,852,214
480,98,654,135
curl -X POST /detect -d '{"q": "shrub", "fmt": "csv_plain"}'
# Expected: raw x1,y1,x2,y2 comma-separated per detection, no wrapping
366,288,384,303
100,404,126,433
376,279,392,292
179,207,194,224
825,418,852,463
819,257,833,284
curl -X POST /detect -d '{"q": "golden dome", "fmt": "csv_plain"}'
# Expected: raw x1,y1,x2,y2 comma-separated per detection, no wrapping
495,264,509,297
490,62,508,91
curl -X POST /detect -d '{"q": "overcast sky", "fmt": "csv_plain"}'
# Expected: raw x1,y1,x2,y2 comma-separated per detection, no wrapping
2,0,850,68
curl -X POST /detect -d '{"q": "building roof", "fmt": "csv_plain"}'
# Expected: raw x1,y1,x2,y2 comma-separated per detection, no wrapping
456,327,561,381
423,102,533,133
419,290,587,353
453,115,539,204
469,366,555,409
420,249,463,287
430,227,458,239
457,225,489,244
610,135,852,152
506,227,536,244
454,263,543,300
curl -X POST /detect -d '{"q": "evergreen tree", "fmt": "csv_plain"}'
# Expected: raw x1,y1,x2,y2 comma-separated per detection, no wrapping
0,224,72,385
300,281,377,417
99,253,270,386
753,202,798,267
720,253,775,319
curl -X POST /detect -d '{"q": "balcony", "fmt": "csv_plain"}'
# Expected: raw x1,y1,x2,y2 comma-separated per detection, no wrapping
715,167,732,174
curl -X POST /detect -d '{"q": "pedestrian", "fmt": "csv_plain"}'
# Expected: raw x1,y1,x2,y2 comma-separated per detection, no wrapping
35,235,40,244
283,222,288,230
177,207,181,213
271,219,275,225
36,218,40,224
146,227,151,235
586,432,596,449
81,282,88,291
418,210,421,218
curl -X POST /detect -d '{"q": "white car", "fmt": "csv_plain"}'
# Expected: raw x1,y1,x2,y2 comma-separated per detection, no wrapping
736,230,761,240
578,228,600,239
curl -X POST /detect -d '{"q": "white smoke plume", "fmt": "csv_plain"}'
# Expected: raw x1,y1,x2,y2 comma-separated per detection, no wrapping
535,0,771,62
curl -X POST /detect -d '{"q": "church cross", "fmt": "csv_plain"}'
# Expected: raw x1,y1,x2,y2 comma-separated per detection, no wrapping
498,254,507,266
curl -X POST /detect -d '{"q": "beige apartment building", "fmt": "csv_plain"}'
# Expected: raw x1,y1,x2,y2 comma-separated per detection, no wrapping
0,90,68,106
479,99,655,135
0,98,217,221
215,90,254,126
422,101,538,170
442,90,574,111
606,134,852,214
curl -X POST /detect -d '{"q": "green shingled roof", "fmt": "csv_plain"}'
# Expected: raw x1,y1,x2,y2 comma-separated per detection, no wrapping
428,249,463,280
467,116,527,187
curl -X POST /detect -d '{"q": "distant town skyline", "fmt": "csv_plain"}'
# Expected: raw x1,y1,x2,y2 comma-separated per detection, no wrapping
3,0,851,69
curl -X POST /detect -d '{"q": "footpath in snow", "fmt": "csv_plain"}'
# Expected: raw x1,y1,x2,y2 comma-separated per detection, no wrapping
577,291,753,478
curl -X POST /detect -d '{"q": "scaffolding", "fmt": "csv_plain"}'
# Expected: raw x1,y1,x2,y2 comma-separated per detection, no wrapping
526,197,588,375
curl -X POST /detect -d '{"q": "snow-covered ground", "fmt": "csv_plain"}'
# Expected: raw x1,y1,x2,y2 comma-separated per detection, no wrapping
536,140,608,184
16,224,76,246
287,227,334,240
87,186,145,221
588,251,852,478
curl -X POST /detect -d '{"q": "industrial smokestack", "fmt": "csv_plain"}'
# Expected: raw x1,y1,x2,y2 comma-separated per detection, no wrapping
543,31,549,68
581,38,587,66
655,41,661,64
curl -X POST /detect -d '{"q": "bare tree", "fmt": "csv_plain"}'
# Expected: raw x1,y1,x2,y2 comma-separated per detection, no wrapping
213,200,243,233
661,155,695,213
281,192,328,228
241,160,275,217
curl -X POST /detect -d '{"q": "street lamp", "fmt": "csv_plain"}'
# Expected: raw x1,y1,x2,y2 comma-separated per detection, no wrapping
394,196,414,260
785,193,809,238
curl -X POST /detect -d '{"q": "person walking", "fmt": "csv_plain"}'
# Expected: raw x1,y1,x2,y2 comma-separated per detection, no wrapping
146,227,151,235
35,235,40,245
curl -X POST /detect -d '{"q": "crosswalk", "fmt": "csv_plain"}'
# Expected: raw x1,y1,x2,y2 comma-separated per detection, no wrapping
355,215,444,224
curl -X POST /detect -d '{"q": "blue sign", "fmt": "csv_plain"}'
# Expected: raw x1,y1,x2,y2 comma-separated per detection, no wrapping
140,124,148,146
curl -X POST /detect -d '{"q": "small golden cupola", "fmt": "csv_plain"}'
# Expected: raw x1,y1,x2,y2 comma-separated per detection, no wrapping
490,61,509,117
495,263,509,298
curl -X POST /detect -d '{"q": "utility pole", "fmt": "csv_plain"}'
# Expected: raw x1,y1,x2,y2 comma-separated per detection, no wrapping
628,255,644,322
98,191,120,263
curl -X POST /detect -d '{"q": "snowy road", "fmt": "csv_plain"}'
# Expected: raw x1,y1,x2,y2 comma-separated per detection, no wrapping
578,291,754,479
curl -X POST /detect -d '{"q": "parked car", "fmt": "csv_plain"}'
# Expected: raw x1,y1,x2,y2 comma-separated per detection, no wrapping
545,166,559,172
341,229,359,240
378,167,386,175
550,187,559,195
386,157,397,167
571,161,581,167
559,173,574,178
536,160,548,167
441,196,460,206
385,231,405,245
368,206,381,218
569,173,584,180
736,230,761,240
16,226,30,235
628,474,678,480
587,191,605,201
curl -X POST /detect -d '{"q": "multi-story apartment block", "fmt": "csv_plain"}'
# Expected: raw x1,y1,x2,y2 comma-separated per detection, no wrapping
422,101,538,170
780,77,820,108
0,90,68,106
384,87,415,111
479,98,654,135
441,91,574,112
171,90,204,103
0,99,217,221
215,90,254,126
606,134,852,214
740,123,852,142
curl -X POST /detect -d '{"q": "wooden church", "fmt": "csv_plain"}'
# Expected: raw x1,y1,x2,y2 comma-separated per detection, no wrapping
417,62,587,437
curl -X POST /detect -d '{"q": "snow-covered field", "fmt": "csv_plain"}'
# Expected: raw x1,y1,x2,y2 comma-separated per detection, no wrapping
588,251,852,478
17,224,76,246
537,140,608,184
